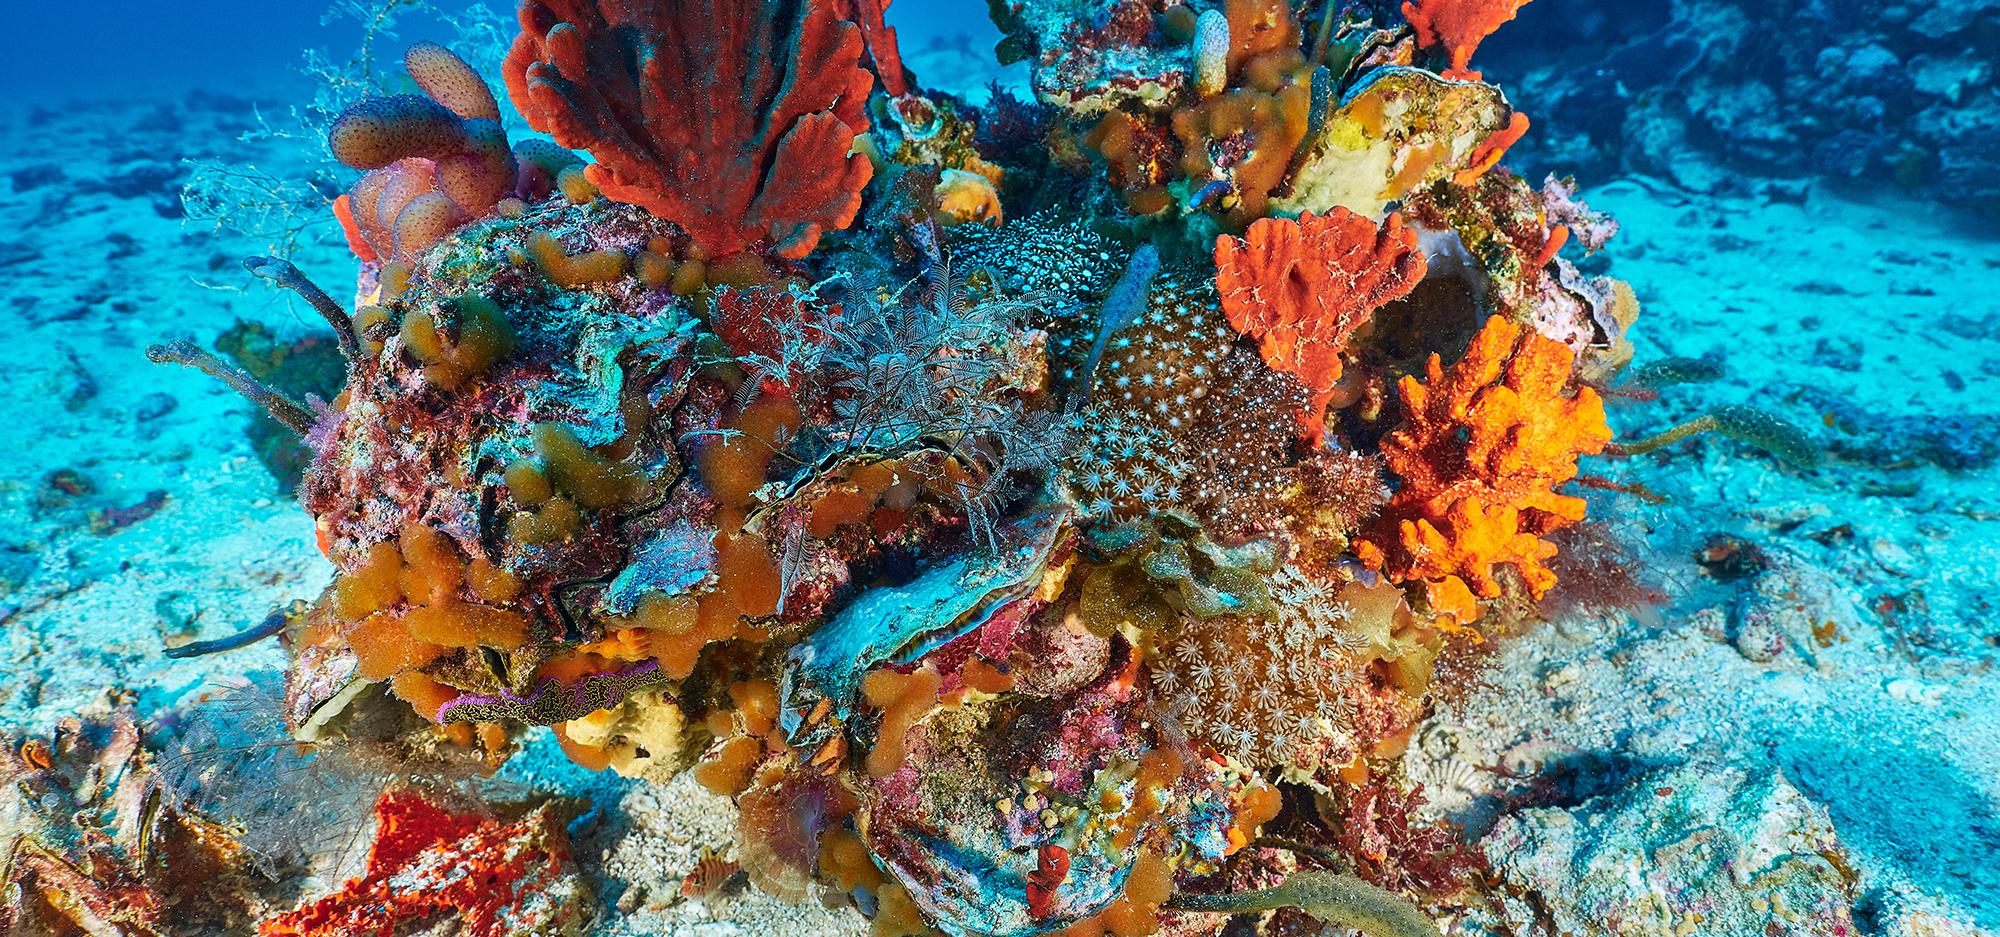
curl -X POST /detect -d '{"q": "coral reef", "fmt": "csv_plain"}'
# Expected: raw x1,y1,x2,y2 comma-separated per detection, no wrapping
133,0,1678,933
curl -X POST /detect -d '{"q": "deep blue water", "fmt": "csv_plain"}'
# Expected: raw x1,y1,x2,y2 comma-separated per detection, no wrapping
9,0,1004,104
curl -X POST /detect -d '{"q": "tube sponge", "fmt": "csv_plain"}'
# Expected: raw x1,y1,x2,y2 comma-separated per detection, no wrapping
390,193,473,262
405,40,502,121
434,120,518,216
512,138,585,202
1193,10,1229,98
401,294,516,390
329,95,469,169
330,42,538,264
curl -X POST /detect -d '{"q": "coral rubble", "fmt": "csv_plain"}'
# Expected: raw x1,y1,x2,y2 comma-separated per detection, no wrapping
139,0,1678,933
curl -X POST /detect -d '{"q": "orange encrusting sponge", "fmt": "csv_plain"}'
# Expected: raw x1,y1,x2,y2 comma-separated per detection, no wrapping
861,664,942,778
527,231,629,287
331,525,528,686
1056,849,1175,936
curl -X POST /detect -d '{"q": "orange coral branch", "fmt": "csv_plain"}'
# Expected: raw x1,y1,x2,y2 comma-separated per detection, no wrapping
1402,0,1534,81
1453,111,1529,186
1214,209,1428,440
1355,316,1609,627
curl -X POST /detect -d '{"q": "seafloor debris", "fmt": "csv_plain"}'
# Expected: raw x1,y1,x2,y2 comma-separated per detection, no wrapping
0,710,267,935
1481,760,1861,937
128,0,1795,934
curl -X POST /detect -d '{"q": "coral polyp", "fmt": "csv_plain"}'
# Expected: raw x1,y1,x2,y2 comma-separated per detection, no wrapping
138,0,1674,933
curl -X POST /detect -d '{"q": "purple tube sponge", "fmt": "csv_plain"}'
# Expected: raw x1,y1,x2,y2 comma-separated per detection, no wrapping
436,659,673,726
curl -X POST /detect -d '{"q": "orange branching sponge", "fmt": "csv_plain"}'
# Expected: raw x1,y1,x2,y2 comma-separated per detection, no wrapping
1214,209,1428,439
1356,316,1609,626
504,0,874,260
1402,0,1534,81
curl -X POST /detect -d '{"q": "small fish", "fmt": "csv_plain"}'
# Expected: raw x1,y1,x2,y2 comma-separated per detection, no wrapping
18,738,53,772
1187,178,1232,210
162,601,299,659
680,848,745,902
1073,245,1161,407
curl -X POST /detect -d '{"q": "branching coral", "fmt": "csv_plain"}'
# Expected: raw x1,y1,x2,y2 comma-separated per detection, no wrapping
1357,316,1610,625
1215,209,1428,439
503,0,874,260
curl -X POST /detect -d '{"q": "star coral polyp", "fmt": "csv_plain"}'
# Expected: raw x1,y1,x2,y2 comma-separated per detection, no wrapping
503,0,875,261
1357,316,1611,625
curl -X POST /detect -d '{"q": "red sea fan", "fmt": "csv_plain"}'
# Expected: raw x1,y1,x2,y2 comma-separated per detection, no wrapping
832,0,912,97
1334,778,1486,897
503,0,875,260
1214,209,1427,441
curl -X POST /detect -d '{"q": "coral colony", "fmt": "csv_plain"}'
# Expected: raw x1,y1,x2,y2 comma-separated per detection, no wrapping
94,0,1803,934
